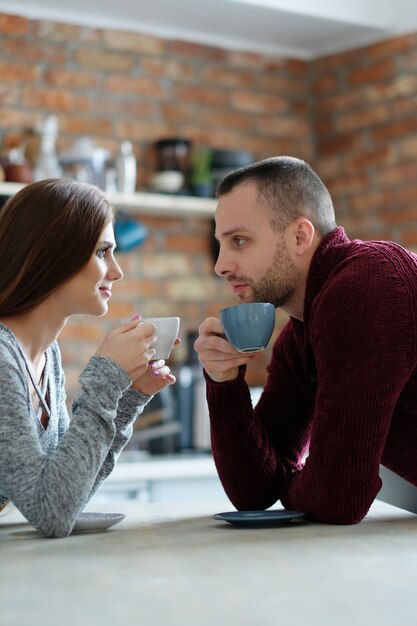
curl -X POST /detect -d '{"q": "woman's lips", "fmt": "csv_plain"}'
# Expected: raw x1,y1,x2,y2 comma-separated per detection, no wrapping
99,287,112,299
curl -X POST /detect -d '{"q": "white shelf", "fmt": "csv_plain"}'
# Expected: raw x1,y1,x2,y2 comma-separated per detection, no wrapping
0,182,26,195
0,181,216,218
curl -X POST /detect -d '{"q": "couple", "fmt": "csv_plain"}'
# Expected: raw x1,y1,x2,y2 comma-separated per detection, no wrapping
1,157,417,537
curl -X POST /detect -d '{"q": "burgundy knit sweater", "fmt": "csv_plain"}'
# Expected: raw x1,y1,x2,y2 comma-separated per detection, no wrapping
206,227,417,524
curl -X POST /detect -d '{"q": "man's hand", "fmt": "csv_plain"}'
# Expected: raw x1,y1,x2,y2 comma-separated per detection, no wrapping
194,317,255,383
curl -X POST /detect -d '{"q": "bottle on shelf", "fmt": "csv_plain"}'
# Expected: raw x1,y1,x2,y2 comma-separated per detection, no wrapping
116,141,137,195
33,115,62,181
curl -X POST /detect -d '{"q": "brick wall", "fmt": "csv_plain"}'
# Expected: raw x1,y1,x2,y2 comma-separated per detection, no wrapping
1,12,417,408
311,34,417,246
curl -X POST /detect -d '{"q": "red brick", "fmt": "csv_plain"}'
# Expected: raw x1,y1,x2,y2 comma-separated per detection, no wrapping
256,74,307,97
102,29,165,54
403,50,417,71
367,33,417,59
337,104,389,132
347,58,396,86
346,146,395,172
316,156,345,180
180,126,247,151
200,66,254,89
390,94,417,118
43,69,99,89
0,60,39,83
74,48,134,72
140,253,193,278
160,102,195,125
379,207,417,225
315,91,362,115
168,39,226,62
4,39,68,64
371,118,417,144
326,173,369,196
115,120,168,142
0,85,18,105
312,46,365,72
105,75,164,98
59,322,104,341
33,20,99,44
396,183,417,206
349,189,395,214
375,163,417,187
226,50,285,71
230,90,287,114
365,75,417,102
114,278,158,297
256,115,311,138
23,87,91,113
105,301,138,319
286,59,308,77
0,107,40,129
198,108,253,131
172,84,228,107
317,133,362,157
96,98,156,119
165,234,211,254
0,14,29,35
311,74,338,95
398,135,417,159
59,115,114,137
142,57,195,82
399,231,417,247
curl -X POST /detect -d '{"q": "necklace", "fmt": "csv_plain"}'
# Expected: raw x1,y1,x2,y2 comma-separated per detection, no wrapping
16,344,51,422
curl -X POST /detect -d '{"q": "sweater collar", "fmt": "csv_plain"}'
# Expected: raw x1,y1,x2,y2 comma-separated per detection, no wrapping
302,226,350,324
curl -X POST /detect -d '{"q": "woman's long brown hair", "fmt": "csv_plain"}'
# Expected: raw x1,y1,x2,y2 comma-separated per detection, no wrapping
0,178,114,315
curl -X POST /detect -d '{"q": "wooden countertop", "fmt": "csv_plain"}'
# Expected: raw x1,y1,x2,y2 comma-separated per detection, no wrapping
1,498,416,626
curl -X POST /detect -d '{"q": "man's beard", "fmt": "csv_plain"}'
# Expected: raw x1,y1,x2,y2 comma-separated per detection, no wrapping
232,240,299,308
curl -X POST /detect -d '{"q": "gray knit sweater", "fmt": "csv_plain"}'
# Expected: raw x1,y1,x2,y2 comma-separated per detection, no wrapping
0,323,151,537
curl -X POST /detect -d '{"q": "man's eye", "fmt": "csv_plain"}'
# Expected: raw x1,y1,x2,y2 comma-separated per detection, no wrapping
234,237,246,246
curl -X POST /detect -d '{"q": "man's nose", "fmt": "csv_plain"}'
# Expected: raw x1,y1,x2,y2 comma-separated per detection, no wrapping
214,248,234,277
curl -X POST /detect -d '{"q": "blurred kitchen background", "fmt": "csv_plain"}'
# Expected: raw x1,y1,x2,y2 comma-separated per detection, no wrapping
0,1,417,470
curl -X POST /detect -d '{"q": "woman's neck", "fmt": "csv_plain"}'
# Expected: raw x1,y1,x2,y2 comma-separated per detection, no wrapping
0,303,66,365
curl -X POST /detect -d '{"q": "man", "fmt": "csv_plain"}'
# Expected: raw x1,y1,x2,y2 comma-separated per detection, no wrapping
194,156,417,524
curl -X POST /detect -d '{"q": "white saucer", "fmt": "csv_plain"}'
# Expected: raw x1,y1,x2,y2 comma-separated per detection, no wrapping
72,512,125,534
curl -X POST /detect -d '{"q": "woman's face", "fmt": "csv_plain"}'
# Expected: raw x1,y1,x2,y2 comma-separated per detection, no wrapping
53,222,123,317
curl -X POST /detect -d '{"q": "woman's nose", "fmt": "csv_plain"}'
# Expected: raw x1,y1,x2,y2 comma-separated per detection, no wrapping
109,258,124,281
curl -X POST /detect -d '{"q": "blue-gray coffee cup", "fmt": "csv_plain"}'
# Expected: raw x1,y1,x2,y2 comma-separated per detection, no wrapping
219,302,275,353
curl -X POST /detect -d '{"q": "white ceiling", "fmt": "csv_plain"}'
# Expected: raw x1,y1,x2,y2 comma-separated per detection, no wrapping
1,0,417,59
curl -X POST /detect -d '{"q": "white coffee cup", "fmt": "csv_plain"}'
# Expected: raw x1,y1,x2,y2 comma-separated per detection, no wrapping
141,316,180,360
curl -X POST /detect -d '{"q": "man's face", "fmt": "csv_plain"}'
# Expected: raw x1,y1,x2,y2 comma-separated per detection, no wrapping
214,181,301,309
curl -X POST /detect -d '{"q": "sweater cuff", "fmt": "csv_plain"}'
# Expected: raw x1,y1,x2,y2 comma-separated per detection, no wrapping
81,355,132,396
203,364,247,387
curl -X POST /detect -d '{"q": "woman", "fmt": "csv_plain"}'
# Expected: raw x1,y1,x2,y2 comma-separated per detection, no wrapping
0,178,177,538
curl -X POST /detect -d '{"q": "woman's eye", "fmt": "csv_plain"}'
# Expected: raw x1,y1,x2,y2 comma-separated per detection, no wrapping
96,247,108,259
234,236,247,246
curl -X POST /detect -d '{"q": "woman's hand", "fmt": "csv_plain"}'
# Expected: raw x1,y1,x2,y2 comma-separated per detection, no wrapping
95,318,157,382
132,359,176,396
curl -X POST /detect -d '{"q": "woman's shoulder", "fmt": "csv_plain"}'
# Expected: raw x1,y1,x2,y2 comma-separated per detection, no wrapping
48,340,62,363
0,323,21,363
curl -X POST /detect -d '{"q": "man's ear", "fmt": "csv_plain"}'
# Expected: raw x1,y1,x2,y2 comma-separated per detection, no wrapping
286,218,316,258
